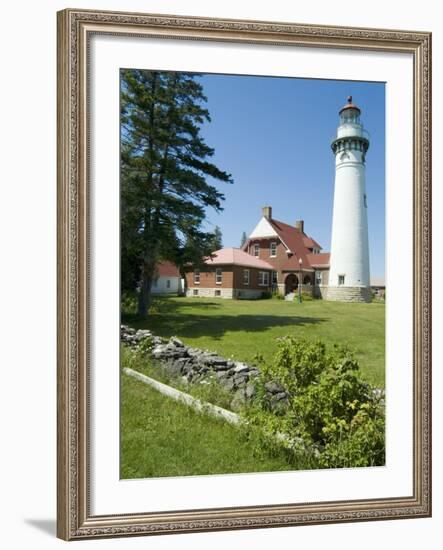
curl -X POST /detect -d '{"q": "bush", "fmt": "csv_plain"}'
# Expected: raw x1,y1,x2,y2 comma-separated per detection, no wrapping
246,338,385,468
121,291,138,315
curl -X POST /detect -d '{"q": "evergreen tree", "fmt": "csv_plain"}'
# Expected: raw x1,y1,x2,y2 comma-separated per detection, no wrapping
209,225,223,251
240,231,247,247
121,69,232,317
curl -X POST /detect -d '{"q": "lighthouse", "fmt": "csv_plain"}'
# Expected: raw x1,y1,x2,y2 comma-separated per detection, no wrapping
326,96,372,303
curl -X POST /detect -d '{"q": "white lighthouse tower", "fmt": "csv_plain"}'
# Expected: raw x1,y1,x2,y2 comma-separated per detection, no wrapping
326,96,371,302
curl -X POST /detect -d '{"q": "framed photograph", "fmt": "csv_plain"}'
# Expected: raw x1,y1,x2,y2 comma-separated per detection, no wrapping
57,8,431,540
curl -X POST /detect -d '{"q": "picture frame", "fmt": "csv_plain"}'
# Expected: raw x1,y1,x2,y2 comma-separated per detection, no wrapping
57,8,431,540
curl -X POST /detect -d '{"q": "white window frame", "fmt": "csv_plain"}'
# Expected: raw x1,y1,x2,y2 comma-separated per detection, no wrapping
243,269,250,286
214,289,221,297
166,279,171,289
258,271,269,287
315,271,322,285
253,243,259,257
193,289,199,296
215,268,222,284
272,271,278,285
338,274,345,286
270,241,277,257
194,270,200,284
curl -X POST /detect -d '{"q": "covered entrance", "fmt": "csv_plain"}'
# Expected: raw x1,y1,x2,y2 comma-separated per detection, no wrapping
284,273,299,294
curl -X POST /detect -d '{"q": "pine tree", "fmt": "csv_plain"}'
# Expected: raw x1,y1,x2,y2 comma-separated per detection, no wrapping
121,70,233,317
240,231,247,247
209,225,223,251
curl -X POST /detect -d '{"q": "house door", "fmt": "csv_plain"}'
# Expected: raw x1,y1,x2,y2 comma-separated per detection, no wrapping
285,273,299,294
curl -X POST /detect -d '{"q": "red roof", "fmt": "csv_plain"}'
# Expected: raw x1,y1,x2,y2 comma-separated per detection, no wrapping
157,261,180,277
339,95,361,114
306,252,330,267
205,248,273,270
267,218,323,271
302,235,321,249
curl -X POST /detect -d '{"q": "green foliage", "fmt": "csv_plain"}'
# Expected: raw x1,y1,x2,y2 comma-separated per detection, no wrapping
209,225,223,251
246,338,385,468
120,69,233,315
121,291,138,315
272,290,285,300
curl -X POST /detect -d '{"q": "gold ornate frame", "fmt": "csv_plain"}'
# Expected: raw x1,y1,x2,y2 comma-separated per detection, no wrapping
57,8,432,540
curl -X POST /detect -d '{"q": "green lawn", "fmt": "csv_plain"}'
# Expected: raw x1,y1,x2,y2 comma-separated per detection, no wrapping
123,296,385,387
121,371,307,478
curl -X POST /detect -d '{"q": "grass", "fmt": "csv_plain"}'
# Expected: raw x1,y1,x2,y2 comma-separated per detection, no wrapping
121,370,310,479
123,296,385,387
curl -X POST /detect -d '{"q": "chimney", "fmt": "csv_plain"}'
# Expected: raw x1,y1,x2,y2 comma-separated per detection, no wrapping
262,206,272,220
295,219,304,233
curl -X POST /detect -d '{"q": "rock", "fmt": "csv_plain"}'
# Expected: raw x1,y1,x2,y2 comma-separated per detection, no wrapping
273,391,288,402
152,344,168,358
211,357,228,366
233,373,249,386
264,381,285,394
219,377,235,392
164,360,184,376
230,390,246,411
233,362,250,373
215,370,229,379
245,383,256,399
212,363,230,371
169,336,185,348
187,347,203,357
172,357,190,373
137,329,152,337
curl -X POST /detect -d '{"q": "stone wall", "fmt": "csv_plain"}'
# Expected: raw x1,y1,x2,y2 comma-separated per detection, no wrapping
186,287,265,299
322,286,372,303
121,325,288,407
186,287,234,298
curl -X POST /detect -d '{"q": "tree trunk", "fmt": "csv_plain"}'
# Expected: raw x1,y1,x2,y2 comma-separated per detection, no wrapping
137,266,154,318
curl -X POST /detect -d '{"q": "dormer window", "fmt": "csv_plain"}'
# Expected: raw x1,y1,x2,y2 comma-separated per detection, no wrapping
270,242,277,257
253,243,259,257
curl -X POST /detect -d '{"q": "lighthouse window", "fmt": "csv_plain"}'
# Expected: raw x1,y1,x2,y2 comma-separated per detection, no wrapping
338,275,345,286
363,194,368,208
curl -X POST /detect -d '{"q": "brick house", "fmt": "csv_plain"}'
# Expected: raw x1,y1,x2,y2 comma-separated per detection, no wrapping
184,248,273,299
184,206,330,300
242,206,330,296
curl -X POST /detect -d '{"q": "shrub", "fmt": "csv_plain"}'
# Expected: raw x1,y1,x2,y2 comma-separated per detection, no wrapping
271,290,284,300
121,291,138,315
246,338,385,469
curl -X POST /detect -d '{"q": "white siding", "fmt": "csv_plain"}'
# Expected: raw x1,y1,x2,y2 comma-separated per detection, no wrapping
151,276,182,295
248,216,278,239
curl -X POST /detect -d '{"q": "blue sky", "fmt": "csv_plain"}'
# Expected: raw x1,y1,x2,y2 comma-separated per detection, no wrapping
198,73,385,278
